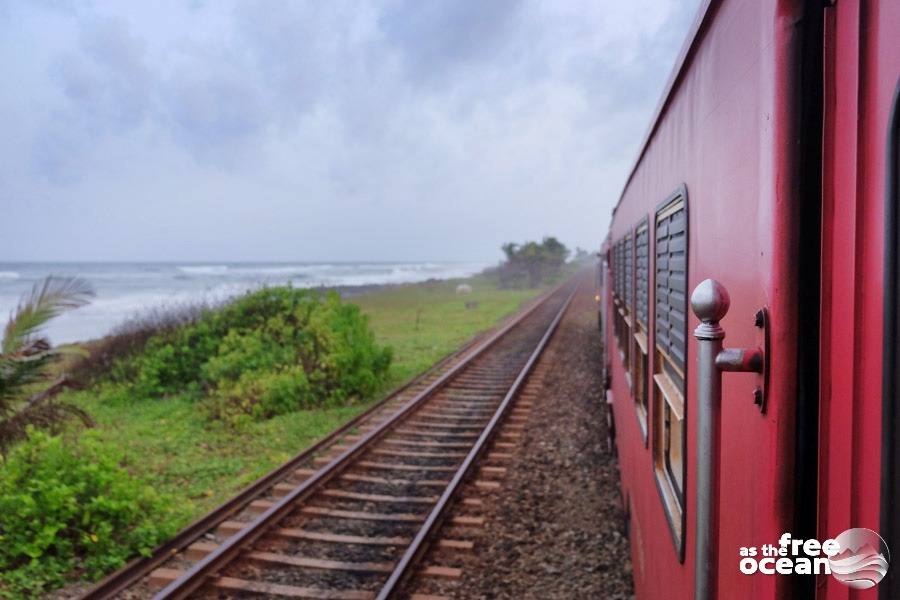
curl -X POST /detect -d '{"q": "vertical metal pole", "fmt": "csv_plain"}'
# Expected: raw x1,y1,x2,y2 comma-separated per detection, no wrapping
690,279,730,600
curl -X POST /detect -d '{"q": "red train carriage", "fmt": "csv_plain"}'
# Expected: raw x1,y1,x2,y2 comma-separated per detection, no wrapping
599,1,899,598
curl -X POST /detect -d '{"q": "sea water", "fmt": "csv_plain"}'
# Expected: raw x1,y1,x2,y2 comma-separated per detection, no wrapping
0,262,490,344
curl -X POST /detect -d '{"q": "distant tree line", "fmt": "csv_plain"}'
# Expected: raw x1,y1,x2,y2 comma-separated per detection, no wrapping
494,236,571,289
571,247,593,264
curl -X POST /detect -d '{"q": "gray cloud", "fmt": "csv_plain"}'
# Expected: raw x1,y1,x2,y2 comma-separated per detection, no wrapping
33,16,154,181
381,0,524,85
54,17,153,131
234,1,341,112
31,114,83,185
162,60,266,163
0,0,701,261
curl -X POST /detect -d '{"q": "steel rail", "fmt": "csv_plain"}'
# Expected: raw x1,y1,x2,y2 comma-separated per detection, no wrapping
375,278,580,599
78,316,492,600
153,278,573,600
81,285,556,600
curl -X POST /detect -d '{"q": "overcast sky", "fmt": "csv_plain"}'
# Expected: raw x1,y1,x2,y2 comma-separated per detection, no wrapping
0,0,699,263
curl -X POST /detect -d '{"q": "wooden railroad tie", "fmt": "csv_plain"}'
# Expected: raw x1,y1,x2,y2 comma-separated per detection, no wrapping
244,501,483,528
214,520,474,552
339,472,450,487
148,568,376,599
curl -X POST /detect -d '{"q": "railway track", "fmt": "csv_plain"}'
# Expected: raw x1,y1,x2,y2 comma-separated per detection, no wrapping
83,275,579,600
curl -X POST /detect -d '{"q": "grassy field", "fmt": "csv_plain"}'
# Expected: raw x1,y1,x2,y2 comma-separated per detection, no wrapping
354,274,542,386
64,274,543,529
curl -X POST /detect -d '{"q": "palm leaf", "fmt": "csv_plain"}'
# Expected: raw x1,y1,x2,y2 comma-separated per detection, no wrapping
0,356,52,402
0,276,96,453
2,276,94,354
0,390,93,454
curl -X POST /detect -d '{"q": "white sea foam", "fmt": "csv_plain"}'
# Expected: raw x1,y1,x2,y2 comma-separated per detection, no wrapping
0,261,492,343
228,265,312,276
177,265,229,275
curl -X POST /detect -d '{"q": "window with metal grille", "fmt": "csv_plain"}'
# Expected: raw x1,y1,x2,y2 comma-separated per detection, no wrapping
635,221,649,327
615,240,623,299
612,240,621,346
614,235,631,376
655,202,687,384
633,219,650,439
611,242,617,299
652,189,687,558
624,233,633,309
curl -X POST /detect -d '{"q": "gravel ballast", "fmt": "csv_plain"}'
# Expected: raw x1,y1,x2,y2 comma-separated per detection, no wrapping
428,284,634,599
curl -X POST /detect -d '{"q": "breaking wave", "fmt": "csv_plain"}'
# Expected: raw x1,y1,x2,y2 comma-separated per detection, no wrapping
176,265,229,275
0,261,491,343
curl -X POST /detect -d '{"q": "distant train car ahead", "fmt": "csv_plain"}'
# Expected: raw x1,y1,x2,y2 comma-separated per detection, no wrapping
600,1,899,599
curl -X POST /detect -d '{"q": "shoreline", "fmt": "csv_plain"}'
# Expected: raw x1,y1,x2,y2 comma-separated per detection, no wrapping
0,262,495,347
72,274,488,347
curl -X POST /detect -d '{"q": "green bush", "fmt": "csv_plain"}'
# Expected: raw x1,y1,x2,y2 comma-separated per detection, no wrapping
0,429,173,598
104,288,392,422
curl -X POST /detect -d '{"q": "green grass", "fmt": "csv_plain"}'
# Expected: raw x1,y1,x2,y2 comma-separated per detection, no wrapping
65,274,543,530
354,274,542,386
64,393,365,525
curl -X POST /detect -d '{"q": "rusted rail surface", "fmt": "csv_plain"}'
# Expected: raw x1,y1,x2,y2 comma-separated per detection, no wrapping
85,275,579,600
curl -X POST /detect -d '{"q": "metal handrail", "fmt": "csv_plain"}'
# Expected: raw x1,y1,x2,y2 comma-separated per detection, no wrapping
690,278,766,600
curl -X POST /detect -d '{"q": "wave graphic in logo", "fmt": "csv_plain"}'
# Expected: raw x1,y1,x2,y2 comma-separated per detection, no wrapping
829,528,891,589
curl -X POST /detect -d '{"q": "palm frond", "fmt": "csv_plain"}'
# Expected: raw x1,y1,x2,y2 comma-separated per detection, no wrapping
2,276,94,354
0,390,93,454
0,355,53,403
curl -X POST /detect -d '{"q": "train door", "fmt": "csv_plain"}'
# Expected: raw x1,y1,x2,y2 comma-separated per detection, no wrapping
880,83,900,599
818,1,900,599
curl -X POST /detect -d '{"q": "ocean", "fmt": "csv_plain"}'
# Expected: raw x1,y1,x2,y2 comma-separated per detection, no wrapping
0,262,492,344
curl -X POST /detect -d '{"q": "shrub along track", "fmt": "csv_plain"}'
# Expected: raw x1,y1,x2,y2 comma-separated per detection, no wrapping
77,275,581,600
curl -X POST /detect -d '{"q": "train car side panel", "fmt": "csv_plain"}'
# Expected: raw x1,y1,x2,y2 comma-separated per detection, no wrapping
606,1,808,598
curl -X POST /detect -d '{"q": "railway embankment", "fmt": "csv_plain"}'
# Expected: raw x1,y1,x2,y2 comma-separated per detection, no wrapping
4,274,544,599
417,282,634,599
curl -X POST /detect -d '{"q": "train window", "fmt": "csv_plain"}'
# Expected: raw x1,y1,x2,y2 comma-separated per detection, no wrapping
612,239,622,354
621,233,632,381
653,190,687,555
616,239,624,300
633,219,650,440
612,240,620,344
624,233,633,310
611,242,617,301
612,241,617,299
